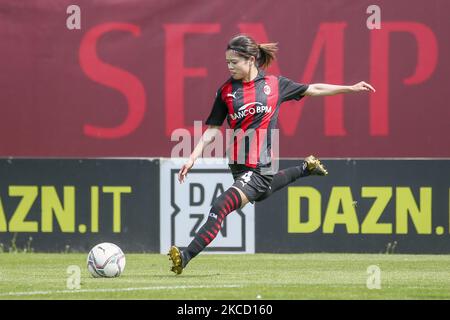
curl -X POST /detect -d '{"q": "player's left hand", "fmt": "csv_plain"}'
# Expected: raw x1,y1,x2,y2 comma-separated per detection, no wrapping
351,81,376,93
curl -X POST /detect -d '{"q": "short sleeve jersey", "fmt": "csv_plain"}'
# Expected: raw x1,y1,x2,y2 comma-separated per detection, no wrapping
205,70,309,169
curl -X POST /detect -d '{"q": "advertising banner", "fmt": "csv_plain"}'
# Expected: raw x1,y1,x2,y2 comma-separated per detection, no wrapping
256,159,450,253
0,0,448,158
160,158,255,254
1,158,448,253
0,159,159,252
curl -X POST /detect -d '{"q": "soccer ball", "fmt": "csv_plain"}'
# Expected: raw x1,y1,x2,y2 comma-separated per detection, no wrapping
87,242,126,278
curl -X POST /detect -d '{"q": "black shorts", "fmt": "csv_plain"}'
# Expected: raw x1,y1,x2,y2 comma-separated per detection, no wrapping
229,164,274,203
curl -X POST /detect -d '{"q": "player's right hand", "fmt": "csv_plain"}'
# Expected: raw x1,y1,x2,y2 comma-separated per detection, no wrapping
178,159,194,183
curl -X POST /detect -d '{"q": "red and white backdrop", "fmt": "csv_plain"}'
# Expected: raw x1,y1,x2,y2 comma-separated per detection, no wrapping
0,0,448,158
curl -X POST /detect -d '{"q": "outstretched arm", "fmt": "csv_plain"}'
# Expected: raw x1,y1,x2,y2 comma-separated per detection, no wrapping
303,81,375,96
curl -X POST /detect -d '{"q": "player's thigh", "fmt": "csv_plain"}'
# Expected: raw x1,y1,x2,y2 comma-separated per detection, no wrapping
230,174,272,208
230,186,250,208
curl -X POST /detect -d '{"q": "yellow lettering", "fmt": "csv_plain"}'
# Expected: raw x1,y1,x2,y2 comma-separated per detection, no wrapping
41,186,75,232
361,187,392,234
103,186,132,233
287,187,321,233
323,187,359,234
9,186,38,232
0,198,7,232
396,187,432,234
91,186,99,233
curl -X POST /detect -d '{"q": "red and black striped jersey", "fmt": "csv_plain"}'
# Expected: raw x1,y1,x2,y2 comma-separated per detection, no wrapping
205,70,309,169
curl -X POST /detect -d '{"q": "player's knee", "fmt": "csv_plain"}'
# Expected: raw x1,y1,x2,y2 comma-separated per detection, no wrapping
210,187,242,216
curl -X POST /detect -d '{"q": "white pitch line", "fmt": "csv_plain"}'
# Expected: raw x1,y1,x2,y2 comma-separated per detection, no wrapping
0,284,243,297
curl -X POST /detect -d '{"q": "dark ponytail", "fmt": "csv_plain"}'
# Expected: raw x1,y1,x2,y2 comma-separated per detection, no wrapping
257,43,278,69
227,34,278,69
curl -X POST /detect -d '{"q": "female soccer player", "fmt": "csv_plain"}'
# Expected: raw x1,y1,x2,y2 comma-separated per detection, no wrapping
168,34,375,274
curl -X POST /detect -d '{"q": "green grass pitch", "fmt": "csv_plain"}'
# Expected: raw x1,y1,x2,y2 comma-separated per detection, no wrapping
0,253,449,300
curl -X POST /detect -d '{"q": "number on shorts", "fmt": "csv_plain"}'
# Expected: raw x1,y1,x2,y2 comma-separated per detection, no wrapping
241,171,253,184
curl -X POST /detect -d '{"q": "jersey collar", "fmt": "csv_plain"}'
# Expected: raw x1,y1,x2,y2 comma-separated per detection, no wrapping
232,69,265,83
